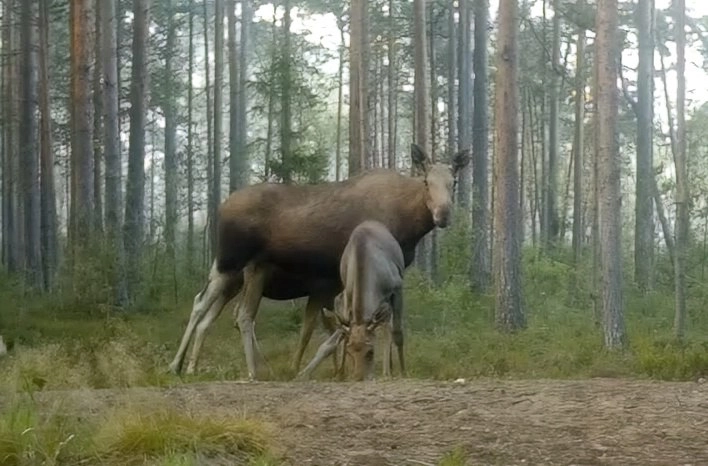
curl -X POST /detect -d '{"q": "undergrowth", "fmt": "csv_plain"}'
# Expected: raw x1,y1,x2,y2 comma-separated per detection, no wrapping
0,392,277,465
1,233,708,396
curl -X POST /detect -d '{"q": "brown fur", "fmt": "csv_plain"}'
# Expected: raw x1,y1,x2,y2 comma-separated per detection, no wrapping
169,145,469,379
216,145,469,278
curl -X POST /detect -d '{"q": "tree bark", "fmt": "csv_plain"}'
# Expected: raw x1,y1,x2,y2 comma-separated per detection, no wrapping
186,0,195,271
414,0,432,277
335,16,345,179
213,0,224,245
164,0,178,262
471,0,491,291
39,0,58,289
236,0,251,188
93,1,104,233
70,0,95,251
594,0,626,349
281,0,293,181
20,0,42,287
571,21,586,267
457,0,471,207
545,0,561,248
348,0,369,177
227,0,241,191
123,0,150,301
387,0,396,169
447,0,456,157
203,0,214,260
101,0,128,305
674,0,688,341
635,0,655,292
493,0,526,332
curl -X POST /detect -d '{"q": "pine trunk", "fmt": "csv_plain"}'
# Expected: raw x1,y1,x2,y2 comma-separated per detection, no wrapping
594,0,626,348
493,0,526,332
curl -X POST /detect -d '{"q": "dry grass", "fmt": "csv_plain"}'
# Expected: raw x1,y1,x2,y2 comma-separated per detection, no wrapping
94,405,274,465
0,393,278,466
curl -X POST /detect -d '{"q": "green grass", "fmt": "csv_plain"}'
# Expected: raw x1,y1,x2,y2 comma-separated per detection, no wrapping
0,393,277,465
2,238,708,394
438,446,469,466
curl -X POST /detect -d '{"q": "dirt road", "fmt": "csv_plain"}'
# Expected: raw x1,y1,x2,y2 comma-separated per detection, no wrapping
26,378,708,465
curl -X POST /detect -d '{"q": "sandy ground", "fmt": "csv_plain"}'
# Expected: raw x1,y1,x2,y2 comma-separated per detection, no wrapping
16,378,708,465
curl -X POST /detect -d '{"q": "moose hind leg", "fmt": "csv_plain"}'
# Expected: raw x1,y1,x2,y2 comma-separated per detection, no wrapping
235,264,266,381
168,263,233,375
291,297,320,373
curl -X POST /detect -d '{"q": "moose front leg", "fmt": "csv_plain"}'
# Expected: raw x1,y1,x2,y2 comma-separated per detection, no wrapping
391,288,405,376
296,329,344,381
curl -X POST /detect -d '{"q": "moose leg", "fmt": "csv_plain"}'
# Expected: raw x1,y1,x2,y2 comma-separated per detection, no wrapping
391,288,405,376
185,280,240,374
296,329,343,380
168,262,234,375
319,304,340,375
382,318,393,378
290,296,320,373
234,264,266,381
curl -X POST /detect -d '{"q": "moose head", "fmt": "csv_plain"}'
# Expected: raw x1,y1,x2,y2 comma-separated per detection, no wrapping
324,293,392,382
410,143,470,228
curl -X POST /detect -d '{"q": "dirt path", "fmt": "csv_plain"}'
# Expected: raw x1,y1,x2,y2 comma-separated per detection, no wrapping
24,378,708,465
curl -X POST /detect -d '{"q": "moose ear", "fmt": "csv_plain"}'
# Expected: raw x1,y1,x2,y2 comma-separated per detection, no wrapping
411,143,431,175
451,148,471,177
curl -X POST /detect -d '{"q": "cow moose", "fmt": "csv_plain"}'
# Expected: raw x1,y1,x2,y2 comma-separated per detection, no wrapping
296,220,405,381
167,143,470,380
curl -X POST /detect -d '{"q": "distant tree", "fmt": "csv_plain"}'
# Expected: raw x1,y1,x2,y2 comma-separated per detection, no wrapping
39,0,58,289
349,0,369,176
164,0,178,263
281,0,293,181
213,0,225,247
634,0,655,292
674,0,688,340
571,3,586,272
70,0,95,251
124,0,150,301
101,0,128,305
20,0,42,287
471,0,490,292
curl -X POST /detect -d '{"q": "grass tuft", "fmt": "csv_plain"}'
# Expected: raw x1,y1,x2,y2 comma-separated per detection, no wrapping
438,446,468,466
94,404,273,465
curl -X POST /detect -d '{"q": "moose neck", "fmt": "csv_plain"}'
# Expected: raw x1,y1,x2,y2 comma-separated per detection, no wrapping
392,175,435,256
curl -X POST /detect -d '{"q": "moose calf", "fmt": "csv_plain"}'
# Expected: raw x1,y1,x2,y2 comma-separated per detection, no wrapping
297,220,405,381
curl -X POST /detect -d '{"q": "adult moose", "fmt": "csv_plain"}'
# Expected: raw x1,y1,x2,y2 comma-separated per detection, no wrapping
168,144,469,380
297,220,405,381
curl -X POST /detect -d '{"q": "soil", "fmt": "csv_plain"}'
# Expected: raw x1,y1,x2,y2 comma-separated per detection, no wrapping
18,378,708,465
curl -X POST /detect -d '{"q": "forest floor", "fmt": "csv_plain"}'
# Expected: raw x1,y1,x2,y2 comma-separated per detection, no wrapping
17,377,708,465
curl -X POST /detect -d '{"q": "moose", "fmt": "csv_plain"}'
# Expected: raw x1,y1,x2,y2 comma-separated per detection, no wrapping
297,220,405,381
167,143,470,380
